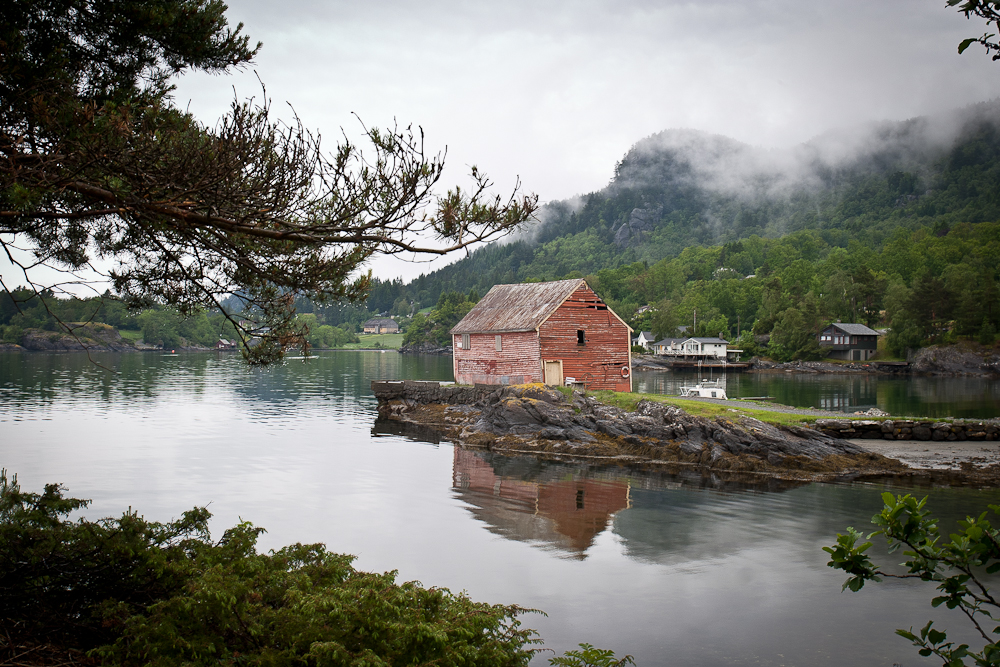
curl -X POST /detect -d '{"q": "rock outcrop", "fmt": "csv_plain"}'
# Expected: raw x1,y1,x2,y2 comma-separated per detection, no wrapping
911,344,1000,376
19,325,135,351
371,381,894,477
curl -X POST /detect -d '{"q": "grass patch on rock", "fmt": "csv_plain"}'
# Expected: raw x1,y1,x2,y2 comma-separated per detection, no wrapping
584,390,819,428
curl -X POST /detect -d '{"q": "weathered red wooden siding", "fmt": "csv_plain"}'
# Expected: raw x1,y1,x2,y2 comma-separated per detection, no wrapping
453,330,541,386
538,284,631,391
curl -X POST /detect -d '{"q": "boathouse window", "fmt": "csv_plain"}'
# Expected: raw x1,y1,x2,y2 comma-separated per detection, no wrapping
462,334,470,349
495,335,502,351
577,330,585,345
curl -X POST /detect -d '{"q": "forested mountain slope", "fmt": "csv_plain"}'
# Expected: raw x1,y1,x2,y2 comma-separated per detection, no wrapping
368,100,1000,314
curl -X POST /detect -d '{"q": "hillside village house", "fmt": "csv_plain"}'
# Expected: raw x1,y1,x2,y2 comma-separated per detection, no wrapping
818,322,879,360
362,318,399,334
450,278,633,391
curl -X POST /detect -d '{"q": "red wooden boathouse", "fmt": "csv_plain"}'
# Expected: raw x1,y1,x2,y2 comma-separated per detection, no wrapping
449,278,632,391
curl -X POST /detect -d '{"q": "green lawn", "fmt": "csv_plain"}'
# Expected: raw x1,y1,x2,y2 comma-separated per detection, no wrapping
118,328,143,342
340,333,405,350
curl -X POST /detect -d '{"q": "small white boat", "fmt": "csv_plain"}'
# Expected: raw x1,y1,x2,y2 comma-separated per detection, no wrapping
678,379,728,400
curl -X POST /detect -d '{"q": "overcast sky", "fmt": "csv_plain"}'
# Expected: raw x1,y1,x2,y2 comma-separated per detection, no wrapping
168,0,1000,282
7,0,1000,293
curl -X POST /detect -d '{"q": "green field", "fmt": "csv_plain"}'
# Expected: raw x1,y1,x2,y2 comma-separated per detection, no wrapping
340,333,404,349
118,329,143,342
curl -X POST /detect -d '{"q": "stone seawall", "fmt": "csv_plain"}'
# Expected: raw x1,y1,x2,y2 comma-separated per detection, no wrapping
815,419,1000,441
371,380,498,414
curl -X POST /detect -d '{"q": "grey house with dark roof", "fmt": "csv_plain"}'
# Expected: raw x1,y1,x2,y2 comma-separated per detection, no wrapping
818,322,879,361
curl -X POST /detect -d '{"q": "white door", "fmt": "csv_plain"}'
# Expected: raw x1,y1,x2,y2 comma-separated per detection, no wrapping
544,360,563,386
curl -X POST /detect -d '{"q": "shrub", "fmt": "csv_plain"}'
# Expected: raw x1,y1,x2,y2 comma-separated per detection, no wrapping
0,470,539,666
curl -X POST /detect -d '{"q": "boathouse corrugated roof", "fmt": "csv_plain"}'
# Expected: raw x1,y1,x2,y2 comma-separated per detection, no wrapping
450,279,587,334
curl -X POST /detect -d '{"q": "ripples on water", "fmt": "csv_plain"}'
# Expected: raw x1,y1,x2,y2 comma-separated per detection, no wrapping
1,350,999,666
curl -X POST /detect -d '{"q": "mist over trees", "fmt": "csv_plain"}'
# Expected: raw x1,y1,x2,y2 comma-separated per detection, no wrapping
371,102,1000,359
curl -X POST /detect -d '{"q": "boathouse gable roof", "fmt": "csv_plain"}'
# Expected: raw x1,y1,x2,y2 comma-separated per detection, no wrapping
450,279,629,335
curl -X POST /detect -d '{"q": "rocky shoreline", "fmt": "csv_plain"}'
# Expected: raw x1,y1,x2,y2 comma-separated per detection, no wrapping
373,381,913,482
371,381,1000,485
397,342,452,355
17,325,137,352
2,326,216,352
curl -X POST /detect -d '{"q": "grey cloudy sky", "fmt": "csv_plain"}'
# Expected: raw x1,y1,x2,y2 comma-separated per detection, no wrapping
168,0,1000,281
174,0,999,194
7,0,998,292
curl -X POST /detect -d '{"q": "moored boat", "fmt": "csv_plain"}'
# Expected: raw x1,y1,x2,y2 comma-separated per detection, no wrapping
678,379,728,399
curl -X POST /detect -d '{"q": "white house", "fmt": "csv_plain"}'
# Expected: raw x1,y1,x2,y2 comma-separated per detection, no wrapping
632,331,656,350
679,337,730,359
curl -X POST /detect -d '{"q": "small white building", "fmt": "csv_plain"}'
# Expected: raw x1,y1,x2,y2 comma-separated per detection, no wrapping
632,331,656,350
679,337,730,359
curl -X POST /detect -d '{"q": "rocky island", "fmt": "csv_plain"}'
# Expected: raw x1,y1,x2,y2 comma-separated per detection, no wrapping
372,381,1000,485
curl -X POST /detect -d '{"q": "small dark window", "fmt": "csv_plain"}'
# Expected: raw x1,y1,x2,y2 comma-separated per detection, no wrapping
577,330,585,345
576,489,585,509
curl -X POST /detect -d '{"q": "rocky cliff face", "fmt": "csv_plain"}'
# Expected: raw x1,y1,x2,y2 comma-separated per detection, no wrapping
911,344,1000,376
372,381,895,478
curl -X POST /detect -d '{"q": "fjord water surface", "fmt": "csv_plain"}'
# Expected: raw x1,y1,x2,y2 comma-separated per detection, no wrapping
1,350,998,666
633,368,1000,418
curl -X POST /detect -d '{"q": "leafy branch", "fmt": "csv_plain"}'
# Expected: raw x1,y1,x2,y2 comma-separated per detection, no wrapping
825,492,1000,666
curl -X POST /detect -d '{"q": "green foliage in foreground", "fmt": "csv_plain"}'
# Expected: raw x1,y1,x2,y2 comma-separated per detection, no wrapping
0,470,540,666
826,493,1000,666
549,643,635,666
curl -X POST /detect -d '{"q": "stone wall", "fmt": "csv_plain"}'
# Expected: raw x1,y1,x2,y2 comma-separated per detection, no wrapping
371,381,495,412
815,418,1000,441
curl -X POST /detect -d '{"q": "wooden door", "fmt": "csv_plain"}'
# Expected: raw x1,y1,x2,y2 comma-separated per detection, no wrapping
544,360,563,386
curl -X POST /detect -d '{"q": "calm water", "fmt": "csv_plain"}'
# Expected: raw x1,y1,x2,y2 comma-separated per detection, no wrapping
634,369,1000,418
2,350,999,666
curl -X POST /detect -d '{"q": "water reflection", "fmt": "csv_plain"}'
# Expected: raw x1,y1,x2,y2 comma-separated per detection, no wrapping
633,369,1000,418
449,449,813,560
0,350,455,416
451,449,629,558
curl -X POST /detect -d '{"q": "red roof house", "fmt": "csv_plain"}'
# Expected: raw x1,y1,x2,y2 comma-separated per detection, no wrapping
449,278,633,391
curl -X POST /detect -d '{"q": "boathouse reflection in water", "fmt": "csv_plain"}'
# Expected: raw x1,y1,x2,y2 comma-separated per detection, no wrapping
451,448,630,558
